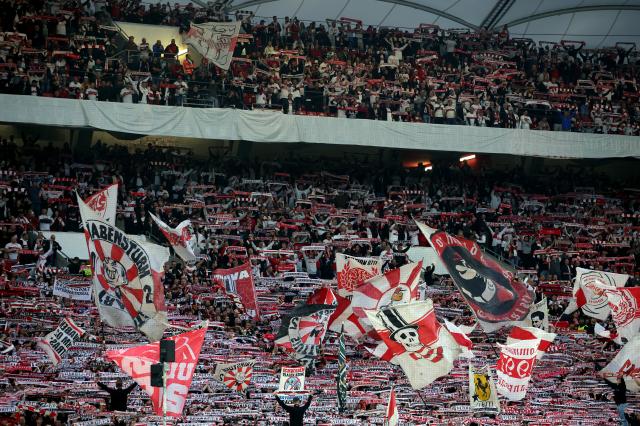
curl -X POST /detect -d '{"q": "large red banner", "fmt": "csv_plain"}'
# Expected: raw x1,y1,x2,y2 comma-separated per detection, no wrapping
106,325,207,417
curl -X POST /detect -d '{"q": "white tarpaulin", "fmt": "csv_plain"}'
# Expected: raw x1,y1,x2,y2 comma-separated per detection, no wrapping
1,95,639,159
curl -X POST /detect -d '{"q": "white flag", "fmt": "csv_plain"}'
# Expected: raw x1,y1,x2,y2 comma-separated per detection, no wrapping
601,336,640,392
37,318,85,365
385,387,399,426
149,212,197,262
495,338,540,401
278,366,306,393
605,287,640,342
564,268,629,320
506,325,556,360
183,21,241,70
523,297,549,331
83,183,118,224
469,364,500,413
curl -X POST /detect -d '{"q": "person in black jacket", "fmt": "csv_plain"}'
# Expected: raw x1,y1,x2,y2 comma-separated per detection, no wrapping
97,379,137,412
607,377,629,426
275,394,313,426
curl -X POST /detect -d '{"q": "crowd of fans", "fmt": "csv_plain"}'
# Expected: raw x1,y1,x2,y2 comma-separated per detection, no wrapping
0,131,639,424
2,1,640,133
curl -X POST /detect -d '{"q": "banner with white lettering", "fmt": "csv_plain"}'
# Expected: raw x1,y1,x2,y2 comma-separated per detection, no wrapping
183,21,241,70
53,275,92,301
106,323,207,417
37,317,85,365
278,366,306,393
495,338,540,401
212,263,259,319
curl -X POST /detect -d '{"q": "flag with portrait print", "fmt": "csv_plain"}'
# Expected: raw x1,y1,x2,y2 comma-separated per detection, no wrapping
365,300,463,390
416,221,534,332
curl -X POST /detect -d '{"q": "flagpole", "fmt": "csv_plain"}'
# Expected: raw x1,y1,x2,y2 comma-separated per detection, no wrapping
162,361,167,426
415,388,430,411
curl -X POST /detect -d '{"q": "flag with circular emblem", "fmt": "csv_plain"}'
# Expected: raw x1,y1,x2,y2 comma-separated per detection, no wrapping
213,360,255,392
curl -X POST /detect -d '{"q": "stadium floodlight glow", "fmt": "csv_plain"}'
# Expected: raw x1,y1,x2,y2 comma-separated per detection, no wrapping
424,165,433,171
459,154,476,162
178,49,188,56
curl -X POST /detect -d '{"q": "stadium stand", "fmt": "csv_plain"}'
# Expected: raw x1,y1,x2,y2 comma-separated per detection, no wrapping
1,1,640,425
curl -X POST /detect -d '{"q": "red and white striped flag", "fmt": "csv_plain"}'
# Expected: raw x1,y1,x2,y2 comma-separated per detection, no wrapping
506,325,556,360
385,387,399,426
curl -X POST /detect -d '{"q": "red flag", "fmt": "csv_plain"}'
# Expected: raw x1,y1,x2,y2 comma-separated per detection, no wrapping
506,325,556,360
213,263,259,319
386,387,399,426
105,325,207,417
336,253,382,296
495,338,540,401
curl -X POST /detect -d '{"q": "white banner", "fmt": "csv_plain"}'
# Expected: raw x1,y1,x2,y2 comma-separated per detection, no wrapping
53,275,92,301
495,339,540,401
278,366,305,392
37,318,85,365
183,21,241,70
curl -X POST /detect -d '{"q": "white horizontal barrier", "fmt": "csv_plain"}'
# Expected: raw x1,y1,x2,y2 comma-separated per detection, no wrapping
0,94,638,159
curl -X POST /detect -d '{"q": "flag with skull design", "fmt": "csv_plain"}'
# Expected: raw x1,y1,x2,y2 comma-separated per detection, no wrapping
416,222,534,333
78,193,170,341
364,300,464,390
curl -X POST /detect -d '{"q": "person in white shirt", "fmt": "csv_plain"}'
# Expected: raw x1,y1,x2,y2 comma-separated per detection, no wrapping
137,79,151,104
4,235,22,261
39,208,53,231
85,82,98,100
519,110,532,129
255,88,267,107
68,76,82,97
120,82,137,103
174,76,188,106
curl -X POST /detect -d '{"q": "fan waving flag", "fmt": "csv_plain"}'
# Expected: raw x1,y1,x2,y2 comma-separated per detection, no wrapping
365,300,463,389
337,329,348,413
183,21,241,71
213,360,255,392
351,261,423,338
83,183,118,224
385,387,399,426
506,325,556,360
106,323,207,417
605,287,640,342
563,267,629,320
79,195,170,341
495,338,541,401
149,212,197,262
336,253,383,297
416,221,534,332
276,288,337,368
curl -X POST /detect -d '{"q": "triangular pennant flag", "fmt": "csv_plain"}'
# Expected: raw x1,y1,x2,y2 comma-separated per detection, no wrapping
385,387,399,426
106,323,207,417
